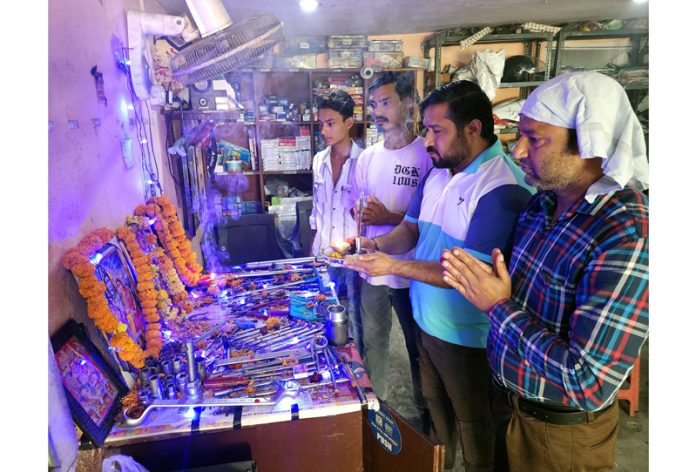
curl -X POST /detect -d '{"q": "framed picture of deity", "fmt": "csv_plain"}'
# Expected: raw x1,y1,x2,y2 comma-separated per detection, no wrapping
75,239,145,373
51,319,129,446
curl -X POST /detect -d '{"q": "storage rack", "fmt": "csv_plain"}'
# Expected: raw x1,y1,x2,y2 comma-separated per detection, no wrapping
553,27,649,78
421,28,556,92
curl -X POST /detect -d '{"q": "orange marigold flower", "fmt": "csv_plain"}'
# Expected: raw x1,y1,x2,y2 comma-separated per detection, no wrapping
94,315,119,333
146,204,157,217
137,281,155,292
93,228,115,242
115,226,131,239
139,289,158,300
125,241,141,252
134,204,149,216
77,235,105,256
62,250,89,270
79,282,106,299
140,300,156,310
72,262,96,278
131,255,149,267
77,273,101,289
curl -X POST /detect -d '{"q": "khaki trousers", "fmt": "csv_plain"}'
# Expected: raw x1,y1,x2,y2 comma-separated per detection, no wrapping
506,401,620,472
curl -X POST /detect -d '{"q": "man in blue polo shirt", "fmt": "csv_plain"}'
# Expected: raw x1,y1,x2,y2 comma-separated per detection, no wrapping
346,80,535,471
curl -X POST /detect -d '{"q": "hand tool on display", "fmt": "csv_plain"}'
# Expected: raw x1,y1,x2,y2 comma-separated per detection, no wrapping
253,326,324,351
311,335,339,393
228,278,316,299
123,383,286,427
231,268,315,278
214,347,310,368
267,329,324,351
185,341,203,400
242,256,316,269
328,347,366,404
236,328,306,351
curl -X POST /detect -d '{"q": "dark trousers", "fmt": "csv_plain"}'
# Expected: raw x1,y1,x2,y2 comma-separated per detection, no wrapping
360,283,427,416
417,328,495,471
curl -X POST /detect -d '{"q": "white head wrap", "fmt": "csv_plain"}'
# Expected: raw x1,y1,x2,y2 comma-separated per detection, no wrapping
519,71,648,201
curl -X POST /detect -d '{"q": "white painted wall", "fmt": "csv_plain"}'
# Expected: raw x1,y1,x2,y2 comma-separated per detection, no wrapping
48,0,175,469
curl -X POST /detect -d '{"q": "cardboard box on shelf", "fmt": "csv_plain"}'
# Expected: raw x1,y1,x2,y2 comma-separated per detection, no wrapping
368,40,403,52
403,57,430,69
328,35,368,49
281,36,327,55
328,49,363,69
363,52,404,69
274,54,317,70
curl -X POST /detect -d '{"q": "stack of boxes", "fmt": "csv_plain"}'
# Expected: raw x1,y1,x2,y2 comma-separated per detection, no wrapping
366,125,382,148
261,126,312,171
364,40,404,69
258,95,308,122
274,36,327,70
327,35,367,69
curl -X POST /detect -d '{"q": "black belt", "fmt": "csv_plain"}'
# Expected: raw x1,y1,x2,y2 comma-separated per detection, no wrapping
493,378,614,426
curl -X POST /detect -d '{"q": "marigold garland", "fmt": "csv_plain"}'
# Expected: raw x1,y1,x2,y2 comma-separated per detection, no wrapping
63,197,208,369
148,195,203,287
115,224,165,360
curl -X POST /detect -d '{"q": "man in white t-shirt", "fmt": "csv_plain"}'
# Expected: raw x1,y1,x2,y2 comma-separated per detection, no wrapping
309,90,364,352
351,72,432,432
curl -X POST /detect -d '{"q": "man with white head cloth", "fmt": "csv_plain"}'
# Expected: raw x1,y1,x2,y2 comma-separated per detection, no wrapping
439,71,649,471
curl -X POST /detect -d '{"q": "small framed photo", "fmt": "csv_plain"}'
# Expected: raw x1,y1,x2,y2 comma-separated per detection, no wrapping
51,319,129,446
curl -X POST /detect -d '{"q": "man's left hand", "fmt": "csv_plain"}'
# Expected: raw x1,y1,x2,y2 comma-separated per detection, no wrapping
441,247,512,312
344,251,395,277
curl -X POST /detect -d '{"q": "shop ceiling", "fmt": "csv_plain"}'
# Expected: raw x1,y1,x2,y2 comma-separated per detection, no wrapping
154,0,648,36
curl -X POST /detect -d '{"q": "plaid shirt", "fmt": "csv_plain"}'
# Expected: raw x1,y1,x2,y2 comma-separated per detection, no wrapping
488,189,649,411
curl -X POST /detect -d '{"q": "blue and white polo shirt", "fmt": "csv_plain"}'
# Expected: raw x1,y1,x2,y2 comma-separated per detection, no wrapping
406,139,535,348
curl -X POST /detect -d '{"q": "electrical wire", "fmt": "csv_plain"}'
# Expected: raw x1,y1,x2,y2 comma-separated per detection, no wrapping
122,46,164,202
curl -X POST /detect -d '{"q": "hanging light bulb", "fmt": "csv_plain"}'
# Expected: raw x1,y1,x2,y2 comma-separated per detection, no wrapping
299,0,318,12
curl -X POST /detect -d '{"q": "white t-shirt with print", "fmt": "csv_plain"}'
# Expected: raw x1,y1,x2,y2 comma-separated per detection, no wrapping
351,136,432,288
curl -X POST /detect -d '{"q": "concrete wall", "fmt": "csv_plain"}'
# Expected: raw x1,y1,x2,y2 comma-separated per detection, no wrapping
48,0,173,469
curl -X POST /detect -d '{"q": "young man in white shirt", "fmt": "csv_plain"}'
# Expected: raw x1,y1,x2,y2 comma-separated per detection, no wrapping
309,90,364,353
351,72,432,432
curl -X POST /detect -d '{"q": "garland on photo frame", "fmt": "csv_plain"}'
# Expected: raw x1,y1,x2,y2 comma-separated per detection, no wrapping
61,228,147,368
115,224,163,361
62,196,208,369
